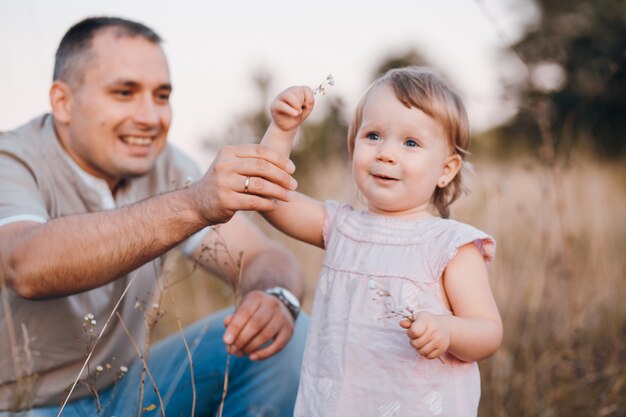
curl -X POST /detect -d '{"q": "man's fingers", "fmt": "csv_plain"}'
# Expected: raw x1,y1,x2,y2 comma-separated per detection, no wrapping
239,316,281,356
223,292,295,360
225,144,296,174
239,174,295,203
249,327,292,361
238,158,297,192
223,299,260,346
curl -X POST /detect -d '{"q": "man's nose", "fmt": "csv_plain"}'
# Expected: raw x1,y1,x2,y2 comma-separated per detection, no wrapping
133,94,161,126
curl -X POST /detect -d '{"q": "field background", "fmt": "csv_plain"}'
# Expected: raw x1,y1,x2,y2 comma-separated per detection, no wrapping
2,0,625,415
155,154,626,416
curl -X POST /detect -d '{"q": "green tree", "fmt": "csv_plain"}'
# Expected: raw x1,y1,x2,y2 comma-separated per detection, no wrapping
500,0,626,158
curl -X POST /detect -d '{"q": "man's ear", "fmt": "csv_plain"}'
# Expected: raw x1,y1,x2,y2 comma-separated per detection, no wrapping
437,154,463,188
49,80,73,124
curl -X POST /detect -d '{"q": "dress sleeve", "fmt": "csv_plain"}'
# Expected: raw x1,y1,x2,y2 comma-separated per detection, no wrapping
432,222,496,279
322,200,342,247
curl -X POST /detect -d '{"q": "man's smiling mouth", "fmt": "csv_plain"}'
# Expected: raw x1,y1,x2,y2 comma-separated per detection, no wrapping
120,135,152,146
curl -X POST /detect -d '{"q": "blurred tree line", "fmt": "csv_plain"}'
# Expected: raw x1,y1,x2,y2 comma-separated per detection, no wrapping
204,0,626,172
493,0,626,160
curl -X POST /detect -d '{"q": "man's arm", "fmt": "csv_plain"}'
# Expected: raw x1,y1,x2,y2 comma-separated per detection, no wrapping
0,144,297,299
187,212,304,361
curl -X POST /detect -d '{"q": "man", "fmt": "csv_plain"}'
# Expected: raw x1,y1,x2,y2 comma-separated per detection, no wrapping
0,17,306,416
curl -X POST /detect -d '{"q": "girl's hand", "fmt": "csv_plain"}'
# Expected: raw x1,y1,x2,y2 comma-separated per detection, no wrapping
270,86,315,132
400,312,450,360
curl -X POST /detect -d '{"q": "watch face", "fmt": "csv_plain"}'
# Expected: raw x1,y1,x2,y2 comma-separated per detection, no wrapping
280,288,300,307
266,287,300,320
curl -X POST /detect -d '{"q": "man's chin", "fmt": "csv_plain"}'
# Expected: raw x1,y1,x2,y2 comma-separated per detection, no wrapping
117,162,156,179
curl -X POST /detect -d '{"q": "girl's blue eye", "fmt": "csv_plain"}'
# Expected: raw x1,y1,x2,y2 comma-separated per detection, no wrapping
367,132,381,141
404,139,419,147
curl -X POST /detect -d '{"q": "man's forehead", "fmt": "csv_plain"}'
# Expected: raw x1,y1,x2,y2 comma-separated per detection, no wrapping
90,29,164,55
83,31,170,82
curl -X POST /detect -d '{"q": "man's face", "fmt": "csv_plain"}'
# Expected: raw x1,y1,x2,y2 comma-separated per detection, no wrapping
60,30,172,190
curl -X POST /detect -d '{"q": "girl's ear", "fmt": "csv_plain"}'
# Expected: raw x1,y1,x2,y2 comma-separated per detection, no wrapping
49,80,73,124
437,154,463,188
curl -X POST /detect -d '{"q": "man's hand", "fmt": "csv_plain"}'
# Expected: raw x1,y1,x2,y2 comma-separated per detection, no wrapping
400,312,451,360
222,290,295,361
270,86,315,133
186,144,298,226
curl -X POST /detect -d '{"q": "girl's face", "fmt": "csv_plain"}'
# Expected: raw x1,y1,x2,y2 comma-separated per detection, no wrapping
352,83,460,219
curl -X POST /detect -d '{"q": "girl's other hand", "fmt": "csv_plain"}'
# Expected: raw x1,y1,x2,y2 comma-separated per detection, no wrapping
400,311,451,360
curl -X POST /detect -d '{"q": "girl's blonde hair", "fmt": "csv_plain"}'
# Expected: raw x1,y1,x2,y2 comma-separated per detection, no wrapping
347,66,470,218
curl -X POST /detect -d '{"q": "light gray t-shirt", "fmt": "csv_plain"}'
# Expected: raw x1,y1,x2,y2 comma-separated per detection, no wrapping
0,115,202,410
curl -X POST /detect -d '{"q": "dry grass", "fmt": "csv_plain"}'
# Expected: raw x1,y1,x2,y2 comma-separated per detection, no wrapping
155,154,626,416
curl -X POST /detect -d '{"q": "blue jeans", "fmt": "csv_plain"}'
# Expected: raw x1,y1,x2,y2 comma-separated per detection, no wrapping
7,309,308,417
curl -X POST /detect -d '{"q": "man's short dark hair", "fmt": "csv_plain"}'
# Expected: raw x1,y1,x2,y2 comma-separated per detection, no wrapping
53,16,163,86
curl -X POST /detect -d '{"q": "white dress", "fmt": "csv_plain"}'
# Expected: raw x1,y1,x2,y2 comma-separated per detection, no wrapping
294,201,496,417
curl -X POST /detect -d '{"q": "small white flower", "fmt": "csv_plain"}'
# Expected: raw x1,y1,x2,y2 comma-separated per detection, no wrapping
368,280,377,290
90,319,97,325
96,365,104,372
134,301,141,310
151,303,159,309
313,74,335,95
119,365,128,373
86,313,94,320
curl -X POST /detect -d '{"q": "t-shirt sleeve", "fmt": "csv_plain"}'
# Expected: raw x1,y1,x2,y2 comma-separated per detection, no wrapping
163,144,203,190
0,150,48,227
164,145,212,255
322,200,342,247
432,222,496,279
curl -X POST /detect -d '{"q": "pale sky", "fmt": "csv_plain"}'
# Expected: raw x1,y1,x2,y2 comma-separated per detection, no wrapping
0,0,535,169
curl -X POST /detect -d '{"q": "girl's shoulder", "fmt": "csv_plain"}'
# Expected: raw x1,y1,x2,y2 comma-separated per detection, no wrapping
431,217,493,240
430,218,497,271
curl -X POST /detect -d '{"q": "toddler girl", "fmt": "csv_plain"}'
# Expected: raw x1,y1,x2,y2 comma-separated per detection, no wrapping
259,67,502,417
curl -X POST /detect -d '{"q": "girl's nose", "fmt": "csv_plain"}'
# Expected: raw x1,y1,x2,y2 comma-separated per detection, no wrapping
376,142,396,164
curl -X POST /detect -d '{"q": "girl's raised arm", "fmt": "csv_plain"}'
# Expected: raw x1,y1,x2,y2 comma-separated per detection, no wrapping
259,86,326,248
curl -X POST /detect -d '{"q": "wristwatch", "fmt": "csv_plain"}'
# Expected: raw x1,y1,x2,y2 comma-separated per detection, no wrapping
265,287,301,321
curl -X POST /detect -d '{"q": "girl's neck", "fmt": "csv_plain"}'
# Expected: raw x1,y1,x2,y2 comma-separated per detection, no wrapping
366,205,436,221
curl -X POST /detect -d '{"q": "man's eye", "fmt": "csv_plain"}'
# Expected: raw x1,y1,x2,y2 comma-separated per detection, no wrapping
114,90,132,97
156,92,171,101
367,132,381,141
404,139,419,147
